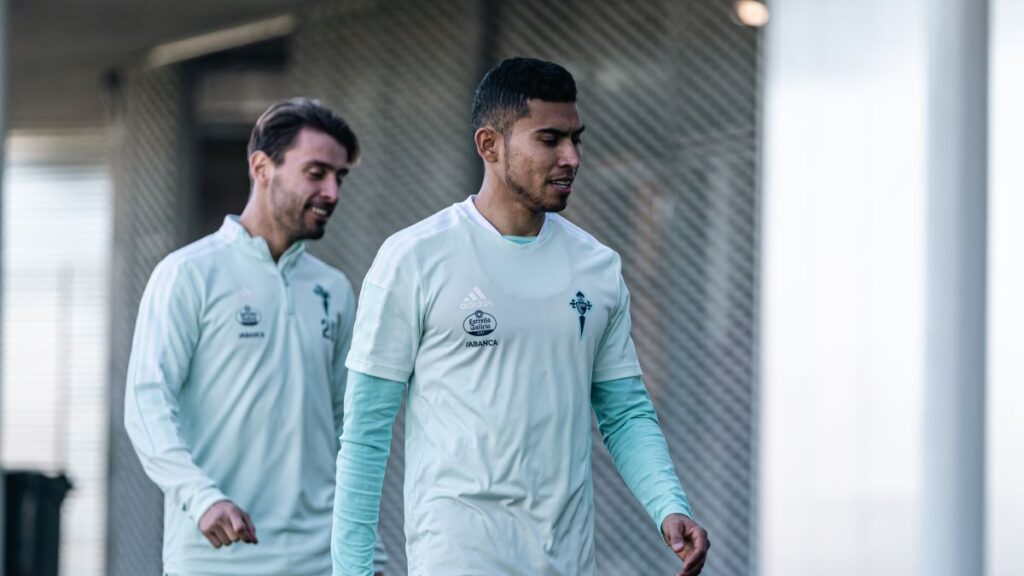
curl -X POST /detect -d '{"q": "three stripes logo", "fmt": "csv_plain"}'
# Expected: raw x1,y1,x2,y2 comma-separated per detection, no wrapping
459,286,494,310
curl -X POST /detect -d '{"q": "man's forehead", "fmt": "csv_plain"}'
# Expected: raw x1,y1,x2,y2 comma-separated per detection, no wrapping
519,99,583,131
284,128,349,166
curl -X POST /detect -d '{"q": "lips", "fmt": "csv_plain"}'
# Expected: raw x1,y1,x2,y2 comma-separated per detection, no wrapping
308,204,334,222
548,177,574,193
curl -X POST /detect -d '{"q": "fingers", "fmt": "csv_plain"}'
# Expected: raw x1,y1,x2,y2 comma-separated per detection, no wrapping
199,501,258,549
241,510,259,544
680,522,710,576
681,548,708,576
204,529,224,549
208,524,231,548
662,514,710,576
226,506,246,543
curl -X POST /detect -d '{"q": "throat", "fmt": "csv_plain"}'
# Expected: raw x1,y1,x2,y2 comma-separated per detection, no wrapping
473,192,545,237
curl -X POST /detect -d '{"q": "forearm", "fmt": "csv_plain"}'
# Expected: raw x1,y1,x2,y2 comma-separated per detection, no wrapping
592,376,692,527
124,377,227,523
332,371,405,576
124,257,225,523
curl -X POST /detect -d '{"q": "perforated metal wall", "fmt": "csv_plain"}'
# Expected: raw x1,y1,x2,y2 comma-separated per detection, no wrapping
290,1,485,569
107,66,187,576
107,1,759,574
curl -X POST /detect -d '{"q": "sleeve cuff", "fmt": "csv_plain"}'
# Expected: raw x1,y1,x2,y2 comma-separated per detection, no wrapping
592,364,642,384
346,357,412,383
656,500,695,531
186,486,229,526
373,538,389,573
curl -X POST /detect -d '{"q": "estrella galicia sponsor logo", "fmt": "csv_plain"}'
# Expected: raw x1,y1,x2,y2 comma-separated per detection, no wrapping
463,310,497,336
314,284,338,341
569,291,592,337
236,305,262,326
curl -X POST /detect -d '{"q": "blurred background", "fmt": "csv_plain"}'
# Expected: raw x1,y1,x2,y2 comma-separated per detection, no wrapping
0,0,1019,575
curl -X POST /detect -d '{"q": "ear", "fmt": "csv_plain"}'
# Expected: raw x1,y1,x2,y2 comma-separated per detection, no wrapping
474,126,502,164
248,151,274,185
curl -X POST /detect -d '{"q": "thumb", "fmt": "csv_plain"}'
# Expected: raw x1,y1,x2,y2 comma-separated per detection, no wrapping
663,518,686,553
670,529,686,553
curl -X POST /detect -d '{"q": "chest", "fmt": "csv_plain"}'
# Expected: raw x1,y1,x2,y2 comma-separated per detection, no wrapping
197,265,343,353
421,243,617,355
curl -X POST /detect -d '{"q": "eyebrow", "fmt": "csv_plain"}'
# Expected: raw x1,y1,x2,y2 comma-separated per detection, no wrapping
536,126,586,138
306,160,350,176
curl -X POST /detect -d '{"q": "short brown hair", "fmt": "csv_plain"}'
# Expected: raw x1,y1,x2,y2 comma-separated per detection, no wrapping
248,97,361,165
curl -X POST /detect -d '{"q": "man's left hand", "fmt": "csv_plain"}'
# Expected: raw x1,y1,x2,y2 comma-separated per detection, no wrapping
661,513,709,576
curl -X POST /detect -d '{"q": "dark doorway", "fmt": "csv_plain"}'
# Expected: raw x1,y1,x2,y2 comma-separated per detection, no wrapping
195,128,251,238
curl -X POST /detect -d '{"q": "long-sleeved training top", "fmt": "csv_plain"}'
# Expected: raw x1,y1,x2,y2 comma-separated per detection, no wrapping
125,215,384,576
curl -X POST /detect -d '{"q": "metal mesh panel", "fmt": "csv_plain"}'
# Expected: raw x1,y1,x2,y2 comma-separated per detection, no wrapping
293,1,760,575
107,66,187,576
291,1,485,569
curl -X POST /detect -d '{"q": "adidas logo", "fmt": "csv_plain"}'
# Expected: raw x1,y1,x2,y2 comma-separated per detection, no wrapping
459,287,494,310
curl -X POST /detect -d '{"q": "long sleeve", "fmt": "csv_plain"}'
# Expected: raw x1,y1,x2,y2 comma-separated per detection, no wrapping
332,282,358,442
591,375,692,529
332,370,405,576
123,257,227,525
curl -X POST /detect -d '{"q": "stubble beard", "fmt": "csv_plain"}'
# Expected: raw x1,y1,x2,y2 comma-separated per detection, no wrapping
269,175,325,244
503,153,568,214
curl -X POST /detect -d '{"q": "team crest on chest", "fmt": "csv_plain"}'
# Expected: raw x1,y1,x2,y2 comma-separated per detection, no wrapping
236,305,261,326
236,304,265,339
569,291,592,337
314,284,339,341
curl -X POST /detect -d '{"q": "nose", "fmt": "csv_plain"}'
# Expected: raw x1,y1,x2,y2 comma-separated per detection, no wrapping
321,177,340,204
560,141,581,171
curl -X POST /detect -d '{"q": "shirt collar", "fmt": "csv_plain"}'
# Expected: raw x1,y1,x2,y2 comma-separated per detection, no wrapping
458,195,551,238
217,215,307,269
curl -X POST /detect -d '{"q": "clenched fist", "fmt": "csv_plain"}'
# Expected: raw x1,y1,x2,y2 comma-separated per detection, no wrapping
661,513,709,576
198,500,258,548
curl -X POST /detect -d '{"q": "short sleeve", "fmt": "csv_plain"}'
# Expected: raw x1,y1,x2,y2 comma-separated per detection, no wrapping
345,239,422,383
591,269,642,383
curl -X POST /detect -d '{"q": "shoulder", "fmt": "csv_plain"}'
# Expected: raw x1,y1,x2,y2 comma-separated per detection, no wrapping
300,253,355,296
149,232,231,286
366,204,463,285
380,204,462,257
549,213,622,269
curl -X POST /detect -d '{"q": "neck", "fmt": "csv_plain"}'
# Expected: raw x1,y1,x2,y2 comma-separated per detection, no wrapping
239,197,293,261
474,174,546,237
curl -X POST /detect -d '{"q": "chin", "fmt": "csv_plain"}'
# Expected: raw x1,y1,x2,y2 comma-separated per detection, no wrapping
299,224,328,240
543,194,571,213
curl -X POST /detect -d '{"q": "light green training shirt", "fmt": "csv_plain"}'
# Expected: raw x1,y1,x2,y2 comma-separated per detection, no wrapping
341,197,690,575
125,216,384,575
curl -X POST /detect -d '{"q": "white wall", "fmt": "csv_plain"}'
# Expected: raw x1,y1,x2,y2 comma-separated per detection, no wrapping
759,1,926,574
988,1,1024,574
1,130,112,576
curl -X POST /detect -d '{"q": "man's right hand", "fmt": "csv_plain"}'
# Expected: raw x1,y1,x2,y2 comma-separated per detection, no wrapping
198,500,258,548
